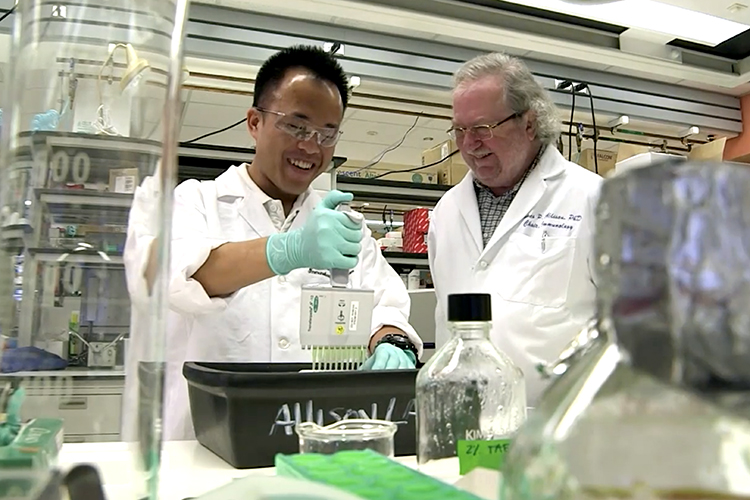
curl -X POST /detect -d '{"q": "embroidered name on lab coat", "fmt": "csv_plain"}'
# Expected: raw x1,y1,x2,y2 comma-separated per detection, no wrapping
522,212,583,233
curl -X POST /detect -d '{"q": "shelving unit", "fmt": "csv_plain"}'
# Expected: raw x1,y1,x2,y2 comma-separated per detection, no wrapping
8,132,151,352
334,176,449,207
333,175,445,273
36,189,133,222
381,251,429,270
26,248,124,265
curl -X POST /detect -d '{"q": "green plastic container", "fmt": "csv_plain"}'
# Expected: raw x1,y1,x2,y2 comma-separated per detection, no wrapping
274,450,484,500
0,418,63,469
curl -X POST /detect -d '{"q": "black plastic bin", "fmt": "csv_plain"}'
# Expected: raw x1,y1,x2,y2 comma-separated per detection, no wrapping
183,362,418,469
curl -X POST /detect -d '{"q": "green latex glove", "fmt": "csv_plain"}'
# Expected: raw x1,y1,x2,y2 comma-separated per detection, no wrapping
0,387,25,446
361,343,416,371
266,190,363,276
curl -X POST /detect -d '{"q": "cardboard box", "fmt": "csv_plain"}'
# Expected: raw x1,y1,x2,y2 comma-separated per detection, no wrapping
579,144,653,178
579,149,618,177
688,137,726,162
422,140,469,185
109,168,139,193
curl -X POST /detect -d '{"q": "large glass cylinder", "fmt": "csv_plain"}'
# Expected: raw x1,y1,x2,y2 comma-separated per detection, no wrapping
0,1,188,498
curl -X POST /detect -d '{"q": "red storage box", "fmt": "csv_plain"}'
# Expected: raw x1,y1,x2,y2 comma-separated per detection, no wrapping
403,208,430,253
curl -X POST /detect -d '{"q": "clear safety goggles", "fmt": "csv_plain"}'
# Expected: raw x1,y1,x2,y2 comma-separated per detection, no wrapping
447,112,521,141
256,107,342,147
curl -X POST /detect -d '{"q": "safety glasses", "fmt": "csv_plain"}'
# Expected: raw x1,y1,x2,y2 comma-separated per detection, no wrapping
447,112,522,141
256,107,342,147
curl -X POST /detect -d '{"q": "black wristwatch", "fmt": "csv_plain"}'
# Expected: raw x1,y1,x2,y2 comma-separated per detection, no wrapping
375,333,420,364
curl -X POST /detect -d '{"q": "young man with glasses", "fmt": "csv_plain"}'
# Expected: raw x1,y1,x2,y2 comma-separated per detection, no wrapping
126,45,422,441
427,52,601,407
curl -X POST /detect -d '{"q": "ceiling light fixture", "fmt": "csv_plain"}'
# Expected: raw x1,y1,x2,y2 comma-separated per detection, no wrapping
501,0,748,47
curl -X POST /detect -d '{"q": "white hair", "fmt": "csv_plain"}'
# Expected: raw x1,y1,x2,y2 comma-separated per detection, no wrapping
453,52,560,145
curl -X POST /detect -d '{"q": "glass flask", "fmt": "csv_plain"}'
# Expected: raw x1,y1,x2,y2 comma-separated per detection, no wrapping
416,293,527,476
296,419,398,456
0,1,188,499
501,160,750,500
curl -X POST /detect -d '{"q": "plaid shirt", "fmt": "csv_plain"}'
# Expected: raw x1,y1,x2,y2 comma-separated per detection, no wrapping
474,148,544,247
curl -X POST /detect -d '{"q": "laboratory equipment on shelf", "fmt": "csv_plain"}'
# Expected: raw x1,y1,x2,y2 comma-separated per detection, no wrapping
299,202,374,371
0,0,187,499
416,293,526,476
296,419,397,456
501,160,750,500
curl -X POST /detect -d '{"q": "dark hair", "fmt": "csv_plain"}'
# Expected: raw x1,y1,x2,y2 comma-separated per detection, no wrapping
252,45,350,110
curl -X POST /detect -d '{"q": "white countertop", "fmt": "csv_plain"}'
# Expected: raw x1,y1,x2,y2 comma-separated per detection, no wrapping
59,441,460,500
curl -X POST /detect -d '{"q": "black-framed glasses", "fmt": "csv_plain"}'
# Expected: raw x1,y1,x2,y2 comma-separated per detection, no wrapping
447,112,522,141
255,107,343,147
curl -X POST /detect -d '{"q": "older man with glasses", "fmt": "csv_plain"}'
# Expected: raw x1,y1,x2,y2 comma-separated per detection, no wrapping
123,45,422,441
427,52,602,407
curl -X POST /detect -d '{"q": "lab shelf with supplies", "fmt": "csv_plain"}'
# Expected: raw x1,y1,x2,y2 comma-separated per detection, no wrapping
0,131,147,444
382,251,429,269
4,131,152,363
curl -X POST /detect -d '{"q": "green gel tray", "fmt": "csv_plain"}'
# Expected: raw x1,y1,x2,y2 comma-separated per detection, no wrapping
274,450,484,500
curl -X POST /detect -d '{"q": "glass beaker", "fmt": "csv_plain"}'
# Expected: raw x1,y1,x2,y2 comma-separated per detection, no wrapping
0,1,188,499
296,419,398,457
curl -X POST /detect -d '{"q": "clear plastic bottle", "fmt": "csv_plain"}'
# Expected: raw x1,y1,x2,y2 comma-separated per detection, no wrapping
416,293,527,476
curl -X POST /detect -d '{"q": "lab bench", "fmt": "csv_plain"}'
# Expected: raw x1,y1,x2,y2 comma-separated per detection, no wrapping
57,441,460,500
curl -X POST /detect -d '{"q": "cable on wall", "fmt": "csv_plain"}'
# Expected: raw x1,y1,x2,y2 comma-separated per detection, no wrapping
577,82,599,175
556,80,575,161
368,149,460,180
182,117,247,144
347,114,422,174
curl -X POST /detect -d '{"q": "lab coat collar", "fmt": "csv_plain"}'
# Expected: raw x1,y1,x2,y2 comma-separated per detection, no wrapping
214,164,313,237
456,144,566,257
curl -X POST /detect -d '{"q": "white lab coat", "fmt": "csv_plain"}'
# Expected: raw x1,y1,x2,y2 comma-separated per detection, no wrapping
155,164,421,441
428,145,601,406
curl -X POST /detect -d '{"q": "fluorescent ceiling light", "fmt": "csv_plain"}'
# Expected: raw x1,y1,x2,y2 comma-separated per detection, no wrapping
504,0,748,47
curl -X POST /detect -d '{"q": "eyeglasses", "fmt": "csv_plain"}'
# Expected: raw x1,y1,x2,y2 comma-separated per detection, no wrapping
255,107,343,147
447,112,522,141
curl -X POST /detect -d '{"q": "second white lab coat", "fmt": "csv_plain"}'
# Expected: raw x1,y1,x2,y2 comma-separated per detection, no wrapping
428,145,601,406
160,165,422,441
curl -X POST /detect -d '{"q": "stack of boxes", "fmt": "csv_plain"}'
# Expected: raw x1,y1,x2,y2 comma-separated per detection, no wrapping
403,208,430,254
421,140,468,186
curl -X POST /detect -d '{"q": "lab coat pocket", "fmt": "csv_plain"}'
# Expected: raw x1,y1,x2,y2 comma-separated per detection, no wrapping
496,233,576,308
